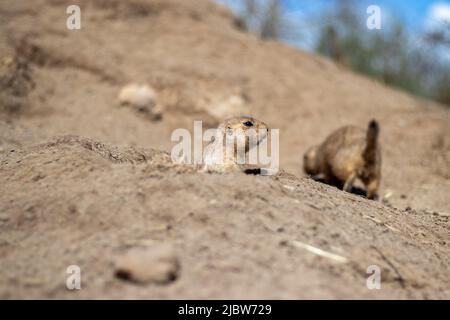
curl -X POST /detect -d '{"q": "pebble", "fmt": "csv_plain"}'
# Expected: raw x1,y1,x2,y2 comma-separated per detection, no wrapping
118,83,156,111
114,245,180,285
0,213,10,222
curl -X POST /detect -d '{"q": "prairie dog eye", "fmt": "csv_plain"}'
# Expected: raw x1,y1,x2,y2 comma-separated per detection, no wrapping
243,121,253,127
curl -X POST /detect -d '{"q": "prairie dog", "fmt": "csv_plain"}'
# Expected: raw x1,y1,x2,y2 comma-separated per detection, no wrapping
303,120,381,199
203,116,269,173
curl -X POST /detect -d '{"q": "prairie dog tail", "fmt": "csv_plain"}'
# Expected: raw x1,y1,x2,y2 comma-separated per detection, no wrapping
363,119,379,165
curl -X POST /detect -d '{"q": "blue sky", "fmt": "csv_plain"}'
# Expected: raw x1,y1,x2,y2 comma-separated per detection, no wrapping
218,0,450,50
282,0,450,30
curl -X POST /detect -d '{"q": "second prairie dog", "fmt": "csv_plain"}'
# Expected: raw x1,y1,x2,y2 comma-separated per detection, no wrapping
303,120,381,199
203,116,269,173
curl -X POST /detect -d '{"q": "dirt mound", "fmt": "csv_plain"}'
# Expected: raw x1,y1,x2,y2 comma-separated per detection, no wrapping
0,0,449,298
0,136,448,299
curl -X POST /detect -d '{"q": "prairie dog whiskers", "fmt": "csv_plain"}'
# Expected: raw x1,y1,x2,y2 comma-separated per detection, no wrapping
304,120,381,199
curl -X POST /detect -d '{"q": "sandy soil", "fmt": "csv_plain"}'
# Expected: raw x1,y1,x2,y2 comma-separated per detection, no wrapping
0,0,449,299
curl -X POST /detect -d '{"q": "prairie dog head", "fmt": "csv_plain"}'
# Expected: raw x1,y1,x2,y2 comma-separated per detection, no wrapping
216,116,269,152
303,145,321,176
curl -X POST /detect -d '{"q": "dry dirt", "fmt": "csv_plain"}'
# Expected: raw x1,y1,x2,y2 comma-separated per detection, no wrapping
0,0,449,299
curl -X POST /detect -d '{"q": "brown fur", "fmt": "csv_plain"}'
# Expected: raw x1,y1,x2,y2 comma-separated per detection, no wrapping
303,120,381,199
203,116,269,173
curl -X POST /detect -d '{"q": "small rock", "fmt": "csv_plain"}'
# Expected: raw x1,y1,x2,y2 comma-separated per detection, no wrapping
119,83,156,108
383,190,393,200
114,245,180,285
118,83,160,119
205,93,250,119
434,212,450,218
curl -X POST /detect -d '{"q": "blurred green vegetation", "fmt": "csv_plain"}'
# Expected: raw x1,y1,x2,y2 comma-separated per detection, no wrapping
236,0,450,106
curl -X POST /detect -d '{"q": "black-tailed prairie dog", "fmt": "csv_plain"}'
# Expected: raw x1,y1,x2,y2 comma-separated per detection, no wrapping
203,116,269,173
303,120,381,199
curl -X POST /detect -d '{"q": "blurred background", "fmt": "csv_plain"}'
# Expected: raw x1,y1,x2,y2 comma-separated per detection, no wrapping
1,0,450,299
219,0,450,106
